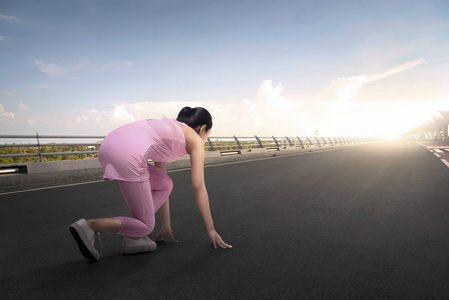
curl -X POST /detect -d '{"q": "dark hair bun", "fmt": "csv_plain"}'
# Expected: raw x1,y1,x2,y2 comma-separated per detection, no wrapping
177,107,213,132
178,106,192,116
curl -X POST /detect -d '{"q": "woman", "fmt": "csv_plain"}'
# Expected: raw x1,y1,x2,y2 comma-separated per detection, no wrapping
70,107,232,262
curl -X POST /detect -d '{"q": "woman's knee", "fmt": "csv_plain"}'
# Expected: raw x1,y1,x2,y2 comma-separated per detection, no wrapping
141,222,155,236
134,218,155,236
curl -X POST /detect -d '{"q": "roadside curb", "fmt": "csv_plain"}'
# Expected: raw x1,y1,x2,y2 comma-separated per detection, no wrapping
0,143,365,193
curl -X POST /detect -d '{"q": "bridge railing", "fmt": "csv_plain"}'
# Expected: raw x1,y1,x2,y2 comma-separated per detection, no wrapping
0,134,104,163
0,134,370,164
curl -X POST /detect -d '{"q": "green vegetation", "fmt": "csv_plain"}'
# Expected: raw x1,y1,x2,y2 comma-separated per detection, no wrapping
1,138,298,164
206,140,260,151
0,144,99,164
206,139,294,151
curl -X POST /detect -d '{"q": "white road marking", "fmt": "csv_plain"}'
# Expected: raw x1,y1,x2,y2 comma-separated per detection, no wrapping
417,142,449,169
442,159,449,169
0,148,335,195
0,180,106,196
170,149,330,172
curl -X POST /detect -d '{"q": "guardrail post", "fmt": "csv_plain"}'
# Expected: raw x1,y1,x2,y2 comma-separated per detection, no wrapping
297,136,304,148
0,134,378,162
207,138,215,151
255,135,264,148
272,136,279,147
233,135,242,149
306,137,313,147
36,132,42,162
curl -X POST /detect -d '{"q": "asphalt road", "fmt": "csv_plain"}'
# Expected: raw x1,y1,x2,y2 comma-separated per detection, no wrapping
2,141,449,299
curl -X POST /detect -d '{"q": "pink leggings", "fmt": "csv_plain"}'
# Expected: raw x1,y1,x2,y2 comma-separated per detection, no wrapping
116,165,173,238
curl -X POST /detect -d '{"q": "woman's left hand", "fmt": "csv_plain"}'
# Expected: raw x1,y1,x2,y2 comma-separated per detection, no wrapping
154,227,179,242
208,229,232,249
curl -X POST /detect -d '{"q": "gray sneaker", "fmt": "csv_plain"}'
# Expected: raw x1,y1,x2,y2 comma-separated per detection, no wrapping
69,219,101,262
122,236,157,254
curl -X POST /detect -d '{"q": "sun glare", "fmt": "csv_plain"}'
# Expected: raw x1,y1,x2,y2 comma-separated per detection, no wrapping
324,101,447,140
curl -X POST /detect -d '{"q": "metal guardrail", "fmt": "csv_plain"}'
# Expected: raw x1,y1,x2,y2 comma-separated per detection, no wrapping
0,133,371,163
0,134,104,162
204,136,361,152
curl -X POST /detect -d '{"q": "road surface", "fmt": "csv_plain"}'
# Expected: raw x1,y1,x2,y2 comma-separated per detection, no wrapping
1,141,449,299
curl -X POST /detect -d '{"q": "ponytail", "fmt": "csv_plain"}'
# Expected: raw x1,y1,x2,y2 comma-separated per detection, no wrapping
176,107,213,132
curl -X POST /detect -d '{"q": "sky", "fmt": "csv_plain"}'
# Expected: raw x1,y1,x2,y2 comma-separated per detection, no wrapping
1,0,449,141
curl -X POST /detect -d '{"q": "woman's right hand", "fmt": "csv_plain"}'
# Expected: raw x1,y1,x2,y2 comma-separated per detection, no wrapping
208,229,232,249
154,226,178,243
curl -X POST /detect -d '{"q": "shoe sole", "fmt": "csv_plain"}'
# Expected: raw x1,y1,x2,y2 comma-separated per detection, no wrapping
69,224,99,262
123,245,157,255
122,238,157,255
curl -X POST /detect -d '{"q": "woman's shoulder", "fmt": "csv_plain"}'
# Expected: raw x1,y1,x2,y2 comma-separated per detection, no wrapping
179,126,203,154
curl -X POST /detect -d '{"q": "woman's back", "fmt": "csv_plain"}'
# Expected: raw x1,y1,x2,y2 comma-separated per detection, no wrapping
99,117,187,181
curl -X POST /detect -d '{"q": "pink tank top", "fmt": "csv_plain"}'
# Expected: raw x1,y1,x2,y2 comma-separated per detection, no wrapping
99,117,187,182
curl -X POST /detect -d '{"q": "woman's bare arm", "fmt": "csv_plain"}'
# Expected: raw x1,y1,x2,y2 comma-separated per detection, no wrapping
190,137,232,249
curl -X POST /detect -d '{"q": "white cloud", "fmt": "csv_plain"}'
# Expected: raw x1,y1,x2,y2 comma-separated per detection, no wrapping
0,90,16,97
91,80,309,136
328,59,426,101
63,80,309,136
0,112,14,119
19,102,30,110
66,106,136,133
33,59,134,77
0,104,15,119
0,14,20,22
4,78,446,139
28,84,57,91
235,80,307,134
0,36,6,41
33,60,68,77
112,105,135,122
